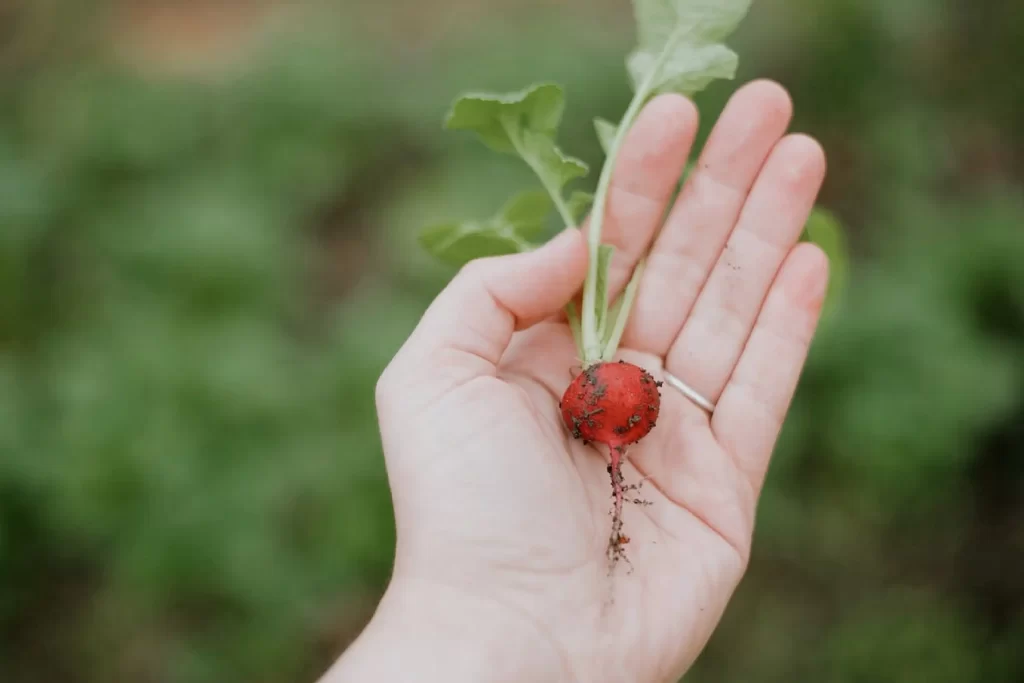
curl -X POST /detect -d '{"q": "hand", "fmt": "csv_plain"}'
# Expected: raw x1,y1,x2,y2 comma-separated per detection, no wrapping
326,80,829,683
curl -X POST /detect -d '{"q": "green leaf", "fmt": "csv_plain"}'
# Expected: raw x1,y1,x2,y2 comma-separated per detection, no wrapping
418,190,554,267
601,259,646,361
803,206,848,316
566,301,584,360
567,191,594,223
603,294,625,347
594,117,618,155
518,130,589,192
594,244,615,340
419,221,528,268
633,0,752,47
444,83,565,154
499,190,554,240
626,0,752,97
443,83,587,228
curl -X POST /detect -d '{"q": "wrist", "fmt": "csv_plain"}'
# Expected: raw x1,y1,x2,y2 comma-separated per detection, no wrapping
322,576,573,683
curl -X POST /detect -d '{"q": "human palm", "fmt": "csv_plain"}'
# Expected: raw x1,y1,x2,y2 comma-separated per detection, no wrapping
335,80,829,683
416,327,755,683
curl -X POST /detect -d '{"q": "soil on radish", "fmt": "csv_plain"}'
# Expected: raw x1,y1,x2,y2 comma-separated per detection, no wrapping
559,360,662,571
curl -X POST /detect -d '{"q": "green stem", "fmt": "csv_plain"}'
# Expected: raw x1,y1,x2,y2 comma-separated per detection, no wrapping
579,30,684,366
565,301,584,360
551,192,576,229
499,115,587,354
601,258,645,361
495,231,537,253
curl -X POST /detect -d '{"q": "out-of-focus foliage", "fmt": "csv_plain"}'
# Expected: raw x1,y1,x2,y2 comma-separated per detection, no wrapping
0,1,1022,682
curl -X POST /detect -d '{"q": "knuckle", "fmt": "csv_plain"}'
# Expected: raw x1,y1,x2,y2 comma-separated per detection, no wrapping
743,78,793,120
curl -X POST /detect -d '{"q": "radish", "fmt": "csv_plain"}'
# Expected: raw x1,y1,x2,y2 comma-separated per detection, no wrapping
560,360,662,565
419,0,759,569
560,361,662,450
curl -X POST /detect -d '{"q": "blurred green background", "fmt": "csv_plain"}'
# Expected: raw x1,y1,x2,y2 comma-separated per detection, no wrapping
1,0,1022,681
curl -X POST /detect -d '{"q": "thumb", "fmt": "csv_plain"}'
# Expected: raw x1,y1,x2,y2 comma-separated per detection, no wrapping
399,228,588,377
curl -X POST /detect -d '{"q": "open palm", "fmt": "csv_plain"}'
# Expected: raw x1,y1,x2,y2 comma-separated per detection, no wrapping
363,80,828,683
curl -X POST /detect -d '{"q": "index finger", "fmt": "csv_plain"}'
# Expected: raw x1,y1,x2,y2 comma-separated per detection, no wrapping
583,93,698,300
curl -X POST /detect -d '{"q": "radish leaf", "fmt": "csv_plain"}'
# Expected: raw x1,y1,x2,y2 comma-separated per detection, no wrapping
501,190,556,240
568,191,594,222
419,222,530,267
627,0,752,97
419,190,554,267
594,117,618,155
803,206,848,317
445,83,588,227
444,83,566,153
512,130,589,202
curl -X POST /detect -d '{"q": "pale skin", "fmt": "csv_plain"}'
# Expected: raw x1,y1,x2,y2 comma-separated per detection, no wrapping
324,80,829,683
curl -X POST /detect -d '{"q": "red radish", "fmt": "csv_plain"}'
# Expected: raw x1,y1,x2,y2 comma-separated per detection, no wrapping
559,360,661,568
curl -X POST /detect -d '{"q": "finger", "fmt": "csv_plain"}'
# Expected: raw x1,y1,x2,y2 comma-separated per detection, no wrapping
622,79,793,355
582,93,698,300
664,133,826,407
711,242,829,491
395,228,588,383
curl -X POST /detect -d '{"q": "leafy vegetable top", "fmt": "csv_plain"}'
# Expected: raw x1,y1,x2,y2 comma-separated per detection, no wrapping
628,0,752,96
420,0,843,366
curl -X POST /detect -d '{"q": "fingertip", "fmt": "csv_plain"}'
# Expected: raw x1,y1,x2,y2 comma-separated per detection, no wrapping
545,224,588,258
461,226,585,281
513,228,588,325
555,226,589,275
772,133,828,186
782,242,830,313
734,78,793,125
450,228,586,331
